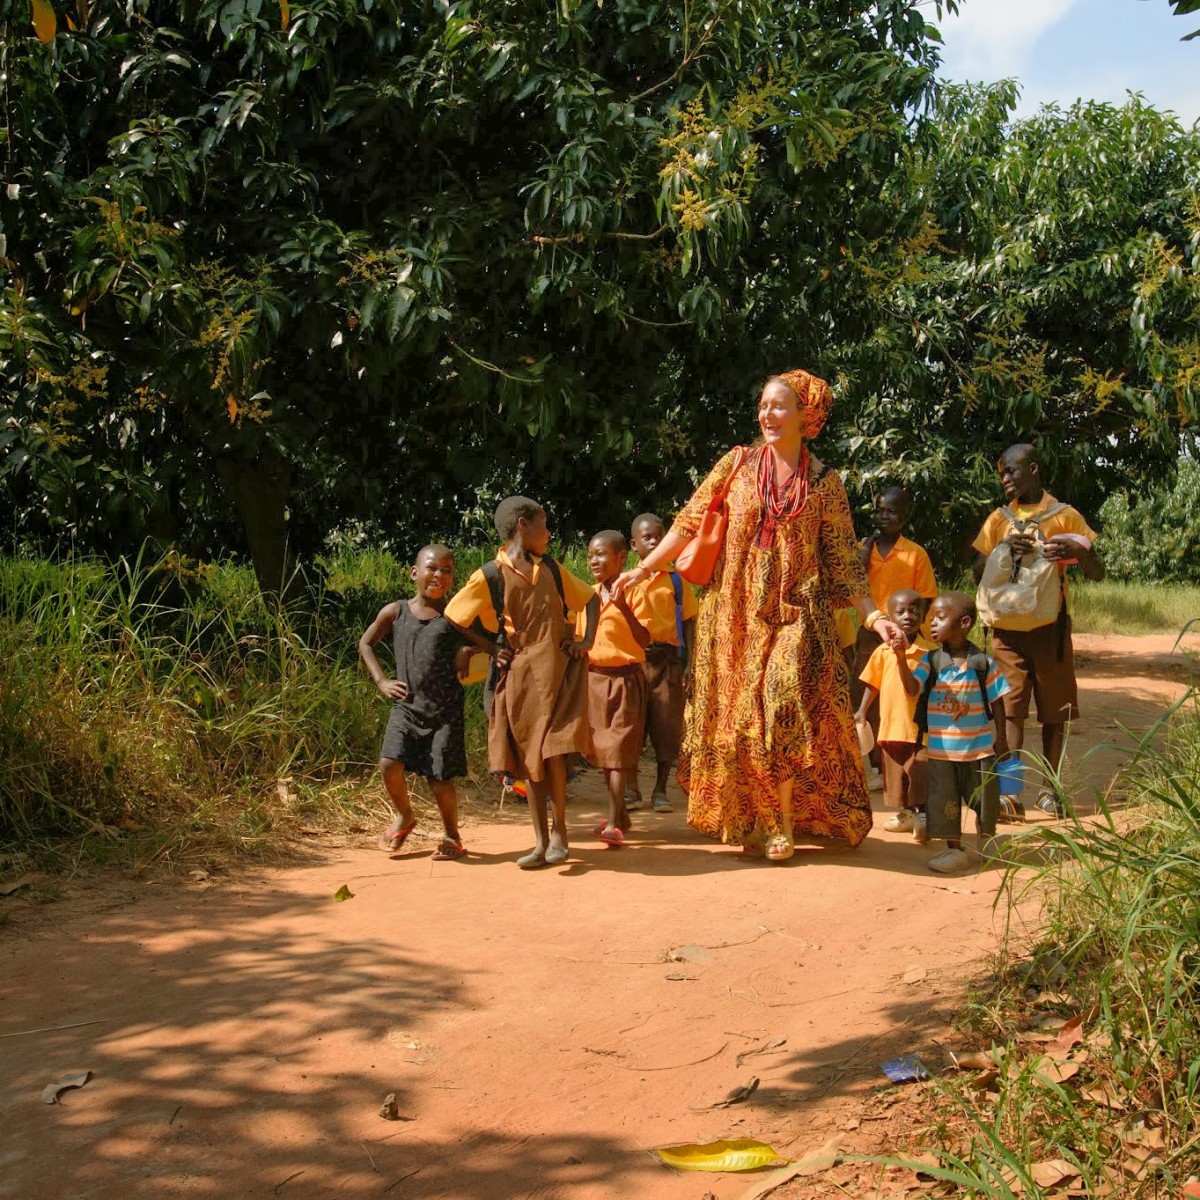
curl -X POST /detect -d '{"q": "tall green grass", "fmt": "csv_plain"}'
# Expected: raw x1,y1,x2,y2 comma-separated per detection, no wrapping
1068,578,1200,636
0,551,489,852
903,694,1200,1196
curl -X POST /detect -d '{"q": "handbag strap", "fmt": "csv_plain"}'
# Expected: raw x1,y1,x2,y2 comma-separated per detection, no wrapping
708,445,747,512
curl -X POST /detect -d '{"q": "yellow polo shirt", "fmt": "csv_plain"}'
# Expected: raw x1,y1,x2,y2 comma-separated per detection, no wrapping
632,571,698,646
576,584,653,668
858,637,936,744
863,535,938,613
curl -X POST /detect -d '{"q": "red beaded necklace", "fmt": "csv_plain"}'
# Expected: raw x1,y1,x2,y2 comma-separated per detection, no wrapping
755,445,813,549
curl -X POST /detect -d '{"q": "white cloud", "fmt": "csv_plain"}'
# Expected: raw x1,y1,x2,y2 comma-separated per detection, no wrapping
938,0,1079,79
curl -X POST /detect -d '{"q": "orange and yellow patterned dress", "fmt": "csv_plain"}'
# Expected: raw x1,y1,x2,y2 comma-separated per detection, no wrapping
673,446,873,847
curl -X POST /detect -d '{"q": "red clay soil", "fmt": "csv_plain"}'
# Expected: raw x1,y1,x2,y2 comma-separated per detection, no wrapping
1,633,1195,1200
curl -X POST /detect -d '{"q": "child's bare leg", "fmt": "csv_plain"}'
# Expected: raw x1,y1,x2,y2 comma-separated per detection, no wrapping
518,777,551,867
430,780,460,845
653,760,672,796
604,768,627,832
378,759,416,850
545,755,569,853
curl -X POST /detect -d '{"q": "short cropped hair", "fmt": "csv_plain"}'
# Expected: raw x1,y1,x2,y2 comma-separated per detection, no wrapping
877,485,912,512
935,590,977,626
494,496,545,540
631,513,665,536
415,543,453,564
591,529,628,553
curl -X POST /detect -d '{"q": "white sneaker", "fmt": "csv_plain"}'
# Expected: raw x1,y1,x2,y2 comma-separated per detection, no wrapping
928,847,970,874
867,768,884,792
884,810,915,833
913,813,929,845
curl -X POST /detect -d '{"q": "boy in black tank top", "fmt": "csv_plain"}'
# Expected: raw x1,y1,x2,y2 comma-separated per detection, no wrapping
358,545,472,860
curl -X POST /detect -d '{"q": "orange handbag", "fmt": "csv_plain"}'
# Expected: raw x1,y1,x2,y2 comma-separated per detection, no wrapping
675,446,747,586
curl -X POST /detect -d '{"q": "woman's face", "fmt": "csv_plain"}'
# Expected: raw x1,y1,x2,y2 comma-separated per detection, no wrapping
758,379,803,447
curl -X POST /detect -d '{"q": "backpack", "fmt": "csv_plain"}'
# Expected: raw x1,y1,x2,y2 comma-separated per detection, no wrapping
975,503,1068,635
478,557,567,716
914,647,993,749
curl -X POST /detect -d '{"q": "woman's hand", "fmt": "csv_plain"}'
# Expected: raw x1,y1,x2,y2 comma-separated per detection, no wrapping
874,617,908,650
612,565,649,597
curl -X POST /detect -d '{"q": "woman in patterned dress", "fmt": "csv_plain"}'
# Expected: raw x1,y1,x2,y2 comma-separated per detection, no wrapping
616,371,906,861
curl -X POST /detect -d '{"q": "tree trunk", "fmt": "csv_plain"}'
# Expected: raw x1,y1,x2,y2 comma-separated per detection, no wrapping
215,445,302,609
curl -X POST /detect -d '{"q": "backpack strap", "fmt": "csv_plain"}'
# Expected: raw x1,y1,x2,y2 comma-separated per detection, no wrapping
913,648,945,749
966,650,994,723
669,571,685,660
480,560,507,717
542,555,568,617
480,560,506,645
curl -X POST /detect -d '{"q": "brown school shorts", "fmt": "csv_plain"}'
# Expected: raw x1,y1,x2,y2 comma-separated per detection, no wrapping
587,664,648,770
642,644,685,764
990,619,1079,724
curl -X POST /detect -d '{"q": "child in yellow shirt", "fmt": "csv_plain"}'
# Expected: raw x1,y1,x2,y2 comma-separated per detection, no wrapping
579,530,653,846
626,514,698,813
855,589,935,842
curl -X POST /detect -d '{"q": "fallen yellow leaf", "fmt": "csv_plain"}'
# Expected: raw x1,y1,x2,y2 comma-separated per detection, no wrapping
656,1138,782,1173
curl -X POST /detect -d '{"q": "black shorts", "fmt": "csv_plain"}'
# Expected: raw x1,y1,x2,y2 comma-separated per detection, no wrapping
380,706,466,781
925,756,999,841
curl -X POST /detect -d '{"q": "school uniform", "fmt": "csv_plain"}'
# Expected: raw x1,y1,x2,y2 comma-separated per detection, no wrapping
972,492,1098,725
578,586,654,770
910,651,1011,841
857,637,935,810
631,571,698,765
851,535,938,721
445,549,594,782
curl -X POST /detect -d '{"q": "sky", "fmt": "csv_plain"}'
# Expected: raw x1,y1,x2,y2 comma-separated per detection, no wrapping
933,0,1200,125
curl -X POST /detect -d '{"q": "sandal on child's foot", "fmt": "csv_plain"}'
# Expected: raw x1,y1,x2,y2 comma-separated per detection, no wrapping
598,826,624,847
624,787,645,811
651,793,673,813
378,817,417,853
765,835,794,862
517,848,547,869
545,844,569,865
432,838,466,861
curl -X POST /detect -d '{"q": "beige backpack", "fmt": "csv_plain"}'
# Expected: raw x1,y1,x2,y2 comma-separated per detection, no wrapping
976,503,1068,631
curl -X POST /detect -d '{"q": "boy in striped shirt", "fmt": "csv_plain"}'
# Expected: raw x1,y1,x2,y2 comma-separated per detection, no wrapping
896,592,1011,874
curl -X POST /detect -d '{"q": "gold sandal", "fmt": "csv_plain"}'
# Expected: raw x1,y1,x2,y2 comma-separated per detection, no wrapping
765,835,794,862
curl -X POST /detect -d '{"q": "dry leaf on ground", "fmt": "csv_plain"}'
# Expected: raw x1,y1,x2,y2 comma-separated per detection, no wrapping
948,1048,999,1070
1031,1056,1080,1084
1048,1015,1085,1054
1031,1159,1080,1187
1080,1082,1126,1110
0,875,36,897
41,1070,92,1104
902,966,927,984
333,884,354,901
738,1135,843,1199
378,1093,400,1120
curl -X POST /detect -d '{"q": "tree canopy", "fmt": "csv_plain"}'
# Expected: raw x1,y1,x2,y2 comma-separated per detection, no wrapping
4,0,1200,585
1,0,950,592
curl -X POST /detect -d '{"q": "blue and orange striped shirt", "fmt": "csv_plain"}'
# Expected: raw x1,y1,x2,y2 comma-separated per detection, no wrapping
911,651,1010,762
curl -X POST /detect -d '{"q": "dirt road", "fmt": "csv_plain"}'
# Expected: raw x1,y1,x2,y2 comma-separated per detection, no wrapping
1,634,1194,1200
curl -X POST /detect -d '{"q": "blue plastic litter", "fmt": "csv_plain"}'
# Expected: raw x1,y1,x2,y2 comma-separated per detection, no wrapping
880,1055,929,1084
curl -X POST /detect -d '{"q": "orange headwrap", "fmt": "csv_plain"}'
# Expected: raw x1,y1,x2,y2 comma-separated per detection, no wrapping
777,369,834,440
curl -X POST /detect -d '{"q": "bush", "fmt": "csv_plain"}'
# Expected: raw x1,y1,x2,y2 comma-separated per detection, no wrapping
1098,458,1200,583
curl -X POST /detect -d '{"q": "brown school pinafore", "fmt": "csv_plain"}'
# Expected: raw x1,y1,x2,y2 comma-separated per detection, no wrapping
488,559,591,782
